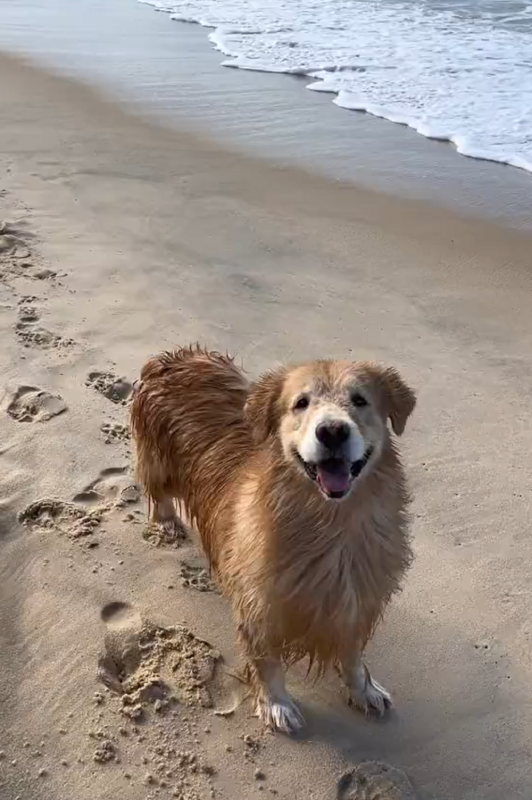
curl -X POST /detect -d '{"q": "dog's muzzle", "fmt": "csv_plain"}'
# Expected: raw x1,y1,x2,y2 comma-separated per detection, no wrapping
295,447,373,500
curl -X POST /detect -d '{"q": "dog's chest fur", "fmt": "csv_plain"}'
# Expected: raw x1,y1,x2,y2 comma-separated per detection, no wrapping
276,492,404,627
230,461,411,660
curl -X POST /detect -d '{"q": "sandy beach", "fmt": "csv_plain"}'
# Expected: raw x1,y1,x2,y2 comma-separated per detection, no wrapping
1,50,532,800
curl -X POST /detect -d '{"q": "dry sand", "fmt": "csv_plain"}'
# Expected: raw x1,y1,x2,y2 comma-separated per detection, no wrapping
1,52,532,800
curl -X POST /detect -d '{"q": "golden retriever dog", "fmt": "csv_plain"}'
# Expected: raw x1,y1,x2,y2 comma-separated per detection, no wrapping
130,345,415,734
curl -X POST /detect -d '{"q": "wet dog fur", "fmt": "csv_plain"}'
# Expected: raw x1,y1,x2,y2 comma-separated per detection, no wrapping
130,345,416,733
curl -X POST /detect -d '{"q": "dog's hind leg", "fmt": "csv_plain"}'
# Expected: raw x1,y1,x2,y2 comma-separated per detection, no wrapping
339,651,392,717
151,494,188,542
134,442,188,542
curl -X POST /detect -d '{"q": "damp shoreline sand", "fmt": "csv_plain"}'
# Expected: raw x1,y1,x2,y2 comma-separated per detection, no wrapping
0,0,531,230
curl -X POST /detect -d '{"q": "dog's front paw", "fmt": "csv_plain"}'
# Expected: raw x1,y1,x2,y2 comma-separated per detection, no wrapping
256,694,305,735
348,666,392,718
152,516,188,545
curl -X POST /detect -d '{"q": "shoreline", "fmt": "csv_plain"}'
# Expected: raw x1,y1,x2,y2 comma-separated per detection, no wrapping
1,50,532,800
0,0,531,229
141,0,532,177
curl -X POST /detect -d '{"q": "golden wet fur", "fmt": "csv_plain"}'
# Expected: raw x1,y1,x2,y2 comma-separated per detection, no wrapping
130,345,416,731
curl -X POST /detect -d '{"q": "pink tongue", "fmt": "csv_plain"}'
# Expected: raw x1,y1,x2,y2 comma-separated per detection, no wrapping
316,463,351,495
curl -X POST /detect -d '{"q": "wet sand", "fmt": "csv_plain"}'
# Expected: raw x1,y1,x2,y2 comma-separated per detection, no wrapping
1,51,532,800
0,0,531,228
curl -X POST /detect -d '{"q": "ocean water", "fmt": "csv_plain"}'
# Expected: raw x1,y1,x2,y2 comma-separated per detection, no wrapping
140,0,532,174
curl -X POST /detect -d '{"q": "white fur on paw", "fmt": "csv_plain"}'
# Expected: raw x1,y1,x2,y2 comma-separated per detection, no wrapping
350,671,392,717
256,695,305,735
157,518,187,541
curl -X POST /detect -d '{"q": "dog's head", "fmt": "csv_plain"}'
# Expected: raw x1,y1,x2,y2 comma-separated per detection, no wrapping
245,360,415,501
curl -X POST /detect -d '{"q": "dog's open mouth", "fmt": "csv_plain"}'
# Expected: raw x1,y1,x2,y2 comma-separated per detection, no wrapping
295,448,373,500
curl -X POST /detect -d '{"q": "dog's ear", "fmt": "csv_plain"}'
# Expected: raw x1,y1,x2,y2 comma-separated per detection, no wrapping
376,366,416,436
245,368,287,444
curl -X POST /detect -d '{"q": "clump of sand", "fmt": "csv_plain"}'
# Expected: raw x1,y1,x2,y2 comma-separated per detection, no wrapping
86,370,133,405
98,616,222,715
18,498,103,539
179,559,218,594
93,607,225,799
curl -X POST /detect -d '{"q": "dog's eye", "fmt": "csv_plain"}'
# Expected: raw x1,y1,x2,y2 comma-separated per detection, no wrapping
351,392,368,408
293,395,309,411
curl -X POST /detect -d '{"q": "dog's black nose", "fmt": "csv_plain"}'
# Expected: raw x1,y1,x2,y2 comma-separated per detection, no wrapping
315,420,350,450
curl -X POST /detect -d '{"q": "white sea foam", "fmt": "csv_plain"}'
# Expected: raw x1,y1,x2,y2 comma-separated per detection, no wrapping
140,0,532,174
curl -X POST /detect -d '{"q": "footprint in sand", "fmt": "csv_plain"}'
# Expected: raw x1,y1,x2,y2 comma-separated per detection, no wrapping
0,258,32,283
15,322,74,349
18,294,39,305
72,466,140,508
1,383,67,423
100,421,130,444
86,371,133,405
31,268,57,281
97,601,144,696
97,602,221,712
0,219,49,283
179,557,218,594
17,303,40,323
18,498,103,540
13,299,74,350
0,219,31,260
337,762,418,800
